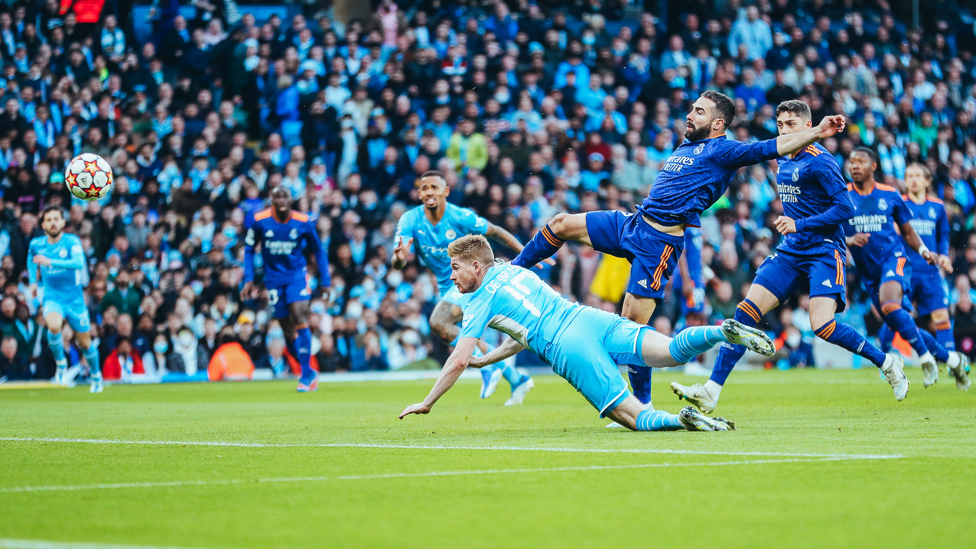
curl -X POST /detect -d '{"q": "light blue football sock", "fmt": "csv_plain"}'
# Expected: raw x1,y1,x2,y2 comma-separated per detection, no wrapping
669,326,727,364
47,330,66,364
635,409,683,431
83,344,100,375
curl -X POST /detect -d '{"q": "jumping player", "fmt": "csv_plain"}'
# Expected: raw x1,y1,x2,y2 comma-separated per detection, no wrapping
393,170,549,405
512,91,846,408
876,163,967,388
243,186,330,392
29,206,102,393
672,101,908,412
398,235,776,431
842,153,969,391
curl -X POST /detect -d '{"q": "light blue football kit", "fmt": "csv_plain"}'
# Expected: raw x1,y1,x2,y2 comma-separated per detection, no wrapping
396,204,529,393
28,232,100,380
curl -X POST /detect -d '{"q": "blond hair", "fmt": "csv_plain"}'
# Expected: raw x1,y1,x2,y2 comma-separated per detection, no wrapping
447,234,495,265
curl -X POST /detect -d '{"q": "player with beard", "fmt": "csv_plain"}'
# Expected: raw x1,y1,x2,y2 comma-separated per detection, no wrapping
29,206,102,392
511,91,847,411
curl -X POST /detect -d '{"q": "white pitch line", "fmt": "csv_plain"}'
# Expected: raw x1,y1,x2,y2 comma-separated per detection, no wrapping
0,539,203,549
0,456,887,495
0,436,904,460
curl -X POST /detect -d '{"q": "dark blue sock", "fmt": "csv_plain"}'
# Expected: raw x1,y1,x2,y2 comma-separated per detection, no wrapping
627,366,652,405
814,319,887,368
295,327,314,381
919,329,949,362
512,224,564,268
934,320,956,351
285,336,298,361
709,299,761,385
635,409,683,431
878,323,895,353
881,302,929,357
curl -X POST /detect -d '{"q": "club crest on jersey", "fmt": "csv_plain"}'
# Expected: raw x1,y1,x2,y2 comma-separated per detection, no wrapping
694,143,705,154
878,198,887,211
290,229,298,239
445,229,457,240
792,168,799,182
58,249,67,258
929,207,936,219
265,230,274,238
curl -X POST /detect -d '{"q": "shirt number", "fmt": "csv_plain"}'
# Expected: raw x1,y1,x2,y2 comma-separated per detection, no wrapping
268,289,279,305
502,271,541,317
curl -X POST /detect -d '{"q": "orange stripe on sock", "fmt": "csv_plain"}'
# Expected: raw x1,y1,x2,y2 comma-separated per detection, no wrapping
737,302,761,323
819,322,836,340
881,302,902,315
934,321,952,331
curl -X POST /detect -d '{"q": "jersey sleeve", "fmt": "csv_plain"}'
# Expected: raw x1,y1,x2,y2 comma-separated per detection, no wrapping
794,157,856,233
458,296,492,340
243,219,262,284
891,193,913,226
459,208,489,236
713,138,779,170
305,220,331,287
26,239,37,286
936,203,950,256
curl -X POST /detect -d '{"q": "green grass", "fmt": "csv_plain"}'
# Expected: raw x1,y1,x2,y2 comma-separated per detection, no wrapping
1,368,975,549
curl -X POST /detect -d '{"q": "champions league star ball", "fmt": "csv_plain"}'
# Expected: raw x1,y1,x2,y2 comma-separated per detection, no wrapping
64,153,113,201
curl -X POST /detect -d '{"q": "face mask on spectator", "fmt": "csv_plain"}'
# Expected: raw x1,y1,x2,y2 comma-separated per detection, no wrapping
155,342,168,354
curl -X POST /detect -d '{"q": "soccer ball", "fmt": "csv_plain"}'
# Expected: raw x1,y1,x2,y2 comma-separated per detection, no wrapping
65,153,113,201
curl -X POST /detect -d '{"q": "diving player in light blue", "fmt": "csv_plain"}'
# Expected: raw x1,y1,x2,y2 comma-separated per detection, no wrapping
393,170,551,405
29,206,102,393
398,235,776,431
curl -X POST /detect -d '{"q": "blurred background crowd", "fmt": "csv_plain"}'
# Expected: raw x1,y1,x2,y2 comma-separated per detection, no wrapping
1,0,976,382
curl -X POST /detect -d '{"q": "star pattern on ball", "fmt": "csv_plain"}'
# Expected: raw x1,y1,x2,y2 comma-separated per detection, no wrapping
83,160,100,175
83,185,103,198
65,172,78,187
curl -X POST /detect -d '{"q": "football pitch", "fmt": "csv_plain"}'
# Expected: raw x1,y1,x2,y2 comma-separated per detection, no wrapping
1,369,974,549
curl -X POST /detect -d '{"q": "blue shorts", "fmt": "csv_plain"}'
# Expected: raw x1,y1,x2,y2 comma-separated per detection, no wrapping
549,307,648,417
910,269,950,316
268,278,312,319
43,299,92,333
753,250,848,312
864,255,913,310
586,211,684,300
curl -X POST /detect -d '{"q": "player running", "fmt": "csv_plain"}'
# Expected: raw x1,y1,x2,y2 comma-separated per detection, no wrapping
672,101,908,412
844,149,968,391
29,206,102,393
242,186,330,392
512,91,846,408
877,163,966,388
393,170,550,405
398,235,776,431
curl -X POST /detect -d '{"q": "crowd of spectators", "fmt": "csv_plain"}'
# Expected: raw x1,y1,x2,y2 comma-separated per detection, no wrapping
2,0,976,382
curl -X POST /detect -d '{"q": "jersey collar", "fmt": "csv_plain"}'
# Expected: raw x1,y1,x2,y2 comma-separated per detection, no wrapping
271,210,292,224
906,193,927,205
851,181,876,196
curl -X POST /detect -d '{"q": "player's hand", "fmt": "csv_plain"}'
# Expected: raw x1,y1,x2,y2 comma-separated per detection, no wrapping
240,282,257,301
938,254,952,273
32,255,51,267
533,257,557,270
774,216,797,235
398,402,431,419
682,282,695,301
393,237,413,264
818,115,846,138
922,250,938,266
847,233,870,247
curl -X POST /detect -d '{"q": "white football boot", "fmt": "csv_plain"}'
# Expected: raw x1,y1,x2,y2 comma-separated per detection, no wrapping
881,353,909,401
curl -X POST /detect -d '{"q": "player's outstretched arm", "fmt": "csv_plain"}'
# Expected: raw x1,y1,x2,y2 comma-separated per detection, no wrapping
468,336,526,368
486,223,556,268
399,337,479,419
899,222,938,265
775,115,846,156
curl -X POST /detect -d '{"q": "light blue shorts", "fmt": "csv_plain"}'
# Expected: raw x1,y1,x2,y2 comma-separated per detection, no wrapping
43,299,92,333
549,308,648,417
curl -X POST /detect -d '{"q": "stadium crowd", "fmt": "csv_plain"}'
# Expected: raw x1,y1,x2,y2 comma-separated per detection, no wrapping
1,0,976,382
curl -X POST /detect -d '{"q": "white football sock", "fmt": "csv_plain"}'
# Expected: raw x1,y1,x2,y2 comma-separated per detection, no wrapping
704,380,723,399
947,352,962,369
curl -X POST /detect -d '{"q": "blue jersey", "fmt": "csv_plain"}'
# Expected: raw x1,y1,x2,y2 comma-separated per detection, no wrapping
27,234,88,304
904,194,949,274
244,209,330,288
845,183,913,281
395,203,489,297
775,144,853,256
459,264,583,364
638,136,779,227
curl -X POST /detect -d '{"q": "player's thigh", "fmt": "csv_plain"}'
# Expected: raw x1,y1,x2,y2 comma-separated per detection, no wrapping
639,328,685,368
548,212,592,246
878,279,906,305
42,305,64,335
621,292,657,324
75,330,92,349
750,253,804,311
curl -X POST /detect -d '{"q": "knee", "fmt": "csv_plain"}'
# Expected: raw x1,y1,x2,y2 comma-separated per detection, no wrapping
548,213,570,236
931,309,950,324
